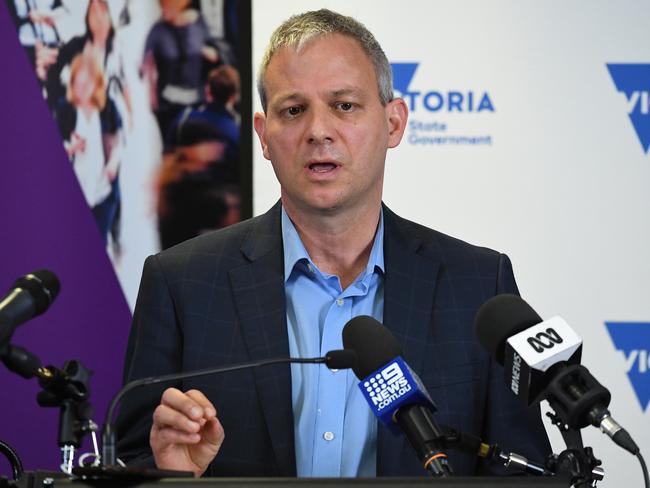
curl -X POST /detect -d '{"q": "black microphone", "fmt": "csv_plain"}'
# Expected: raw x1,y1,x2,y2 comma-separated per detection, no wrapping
342,315,452,477
0,270,60,348
474,294,639,455
98,349,357,470
1,344,42,379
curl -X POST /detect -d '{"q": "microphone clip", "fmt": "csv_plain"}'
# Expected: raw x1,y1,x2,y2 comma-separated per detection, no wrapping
36,359,98,474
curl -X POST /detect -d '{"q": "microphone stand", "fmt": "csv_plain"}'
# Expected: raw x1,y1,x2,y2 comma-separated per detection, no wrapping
1,344,98,474
36,360,96,474
441,424,602,482
441,426,553,477
544,412,604,487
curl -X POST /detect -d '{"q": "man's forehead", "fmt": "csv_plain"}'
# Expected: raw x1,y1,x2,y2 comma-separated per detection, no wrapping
263,35,379,104
266,33,371,70
277,32,362,55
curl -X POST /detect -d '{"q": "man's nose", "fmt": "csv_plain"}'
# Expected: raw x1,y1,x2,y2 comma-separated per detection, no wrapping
305,105,335,145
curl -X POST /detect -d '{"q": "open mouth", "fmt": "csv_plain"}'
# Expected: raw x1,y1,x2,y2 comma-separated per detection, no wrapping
308,162,338,173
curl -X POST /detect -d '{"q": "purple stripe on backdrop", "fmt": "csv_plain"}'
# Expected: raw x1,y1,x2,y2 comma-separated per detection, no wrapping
0,3,132,474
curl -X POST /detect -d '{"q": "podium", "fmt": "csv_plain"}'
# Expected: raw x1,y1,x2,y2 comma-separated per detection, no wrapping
9,471,571,488
52,477,571,488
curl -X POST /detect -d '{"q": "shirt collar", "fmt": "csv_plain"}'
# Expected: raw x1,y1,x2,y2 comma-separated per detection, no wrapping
281,207,385,283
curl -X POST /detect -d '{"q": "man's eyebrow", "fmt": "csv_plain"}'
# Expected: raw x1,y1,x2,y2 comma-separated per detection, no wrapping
270,88,366,107
271,93,305,107
330,88,365,98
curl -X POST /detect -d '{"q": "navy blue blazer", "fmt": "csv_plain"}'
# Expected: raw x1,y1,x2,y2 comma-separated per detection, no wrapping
116,202,551,476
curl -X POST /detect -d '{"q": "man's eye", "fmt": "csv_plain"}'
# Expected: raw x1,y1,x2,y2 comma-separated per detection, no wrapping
286,106,302,116
337,102,354,111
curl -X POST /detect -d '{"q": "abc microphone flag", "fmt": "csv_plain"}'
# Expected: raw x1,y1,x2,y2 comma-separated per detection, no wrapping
504,316,582,405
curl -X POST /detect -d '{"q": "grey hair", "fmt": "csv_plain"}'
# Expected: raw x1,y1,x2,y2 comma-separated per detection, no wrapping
257,9,393,112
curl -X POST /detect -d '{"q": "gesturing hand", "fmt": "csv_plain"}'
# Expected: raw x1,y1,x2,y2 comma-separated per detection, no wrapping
150,388,224,477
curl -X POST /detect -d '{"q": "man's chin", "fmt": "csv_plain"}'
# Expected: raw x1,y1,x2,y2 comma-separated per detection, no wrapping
282,195,345,216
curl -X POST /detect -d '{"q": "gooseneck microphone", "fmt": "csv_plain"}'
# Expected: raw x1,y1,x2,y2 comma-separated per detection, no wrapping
474,294,639,456
0,270,60,348
342,315,452,477
100,349,357,469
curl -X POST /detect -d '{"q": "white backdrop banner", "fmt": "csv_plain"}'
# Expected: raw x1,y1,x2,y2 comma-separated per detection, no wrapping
252,1,650,486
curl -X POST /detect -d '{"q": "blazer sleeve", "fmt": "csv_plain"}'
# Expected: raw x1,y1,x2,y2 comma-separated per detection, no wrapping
114,254,183,467
477,253,553,474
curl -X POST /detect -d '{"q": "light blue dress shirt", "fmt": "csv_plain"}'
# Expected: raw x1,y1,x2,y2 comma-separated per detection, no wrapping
282,208,385,477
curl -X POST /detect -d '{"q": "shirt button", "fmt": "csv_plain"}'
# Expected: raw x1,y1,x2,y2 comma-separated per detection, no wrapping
323,431,335,441
336,298,344,307
307,264,314,273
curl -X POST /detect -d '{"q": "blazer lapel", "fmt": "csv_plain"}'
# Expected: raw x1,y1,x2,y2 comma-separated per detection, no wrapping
377,205,441,476
228,202,296,476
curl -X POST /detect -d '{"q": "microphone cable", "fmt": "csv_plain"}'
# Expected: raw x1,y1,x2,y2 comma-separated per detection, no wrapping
0,439,23,480
638,451,649,488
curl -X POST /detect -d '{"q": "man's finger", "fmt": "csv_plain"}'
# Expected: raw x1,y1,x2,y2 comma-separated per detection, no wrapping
185,389,217,418
200,417,225,447
160,388,204,421
153,404,201,433
152,425,201,446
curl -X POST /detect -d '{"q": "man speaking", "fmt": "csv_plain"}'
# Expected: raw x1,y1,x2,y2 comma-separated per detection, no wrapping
116,9,551,477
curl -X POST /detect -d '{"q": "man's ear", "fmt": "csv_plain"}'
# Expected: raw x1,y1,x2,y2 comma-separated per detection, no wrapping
253,111,271,160
386,98,409,148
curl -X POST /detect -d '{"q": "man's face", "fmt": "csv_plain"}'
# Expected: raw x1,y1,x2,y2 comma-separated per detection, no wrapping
254,34,407,216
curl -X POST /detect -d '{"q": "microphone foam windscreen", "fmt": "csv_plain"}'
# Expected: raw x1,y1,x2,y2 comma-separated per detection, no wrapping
13,269,60,314
474,294,542,366
325,349,357,370
342,315,402,379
